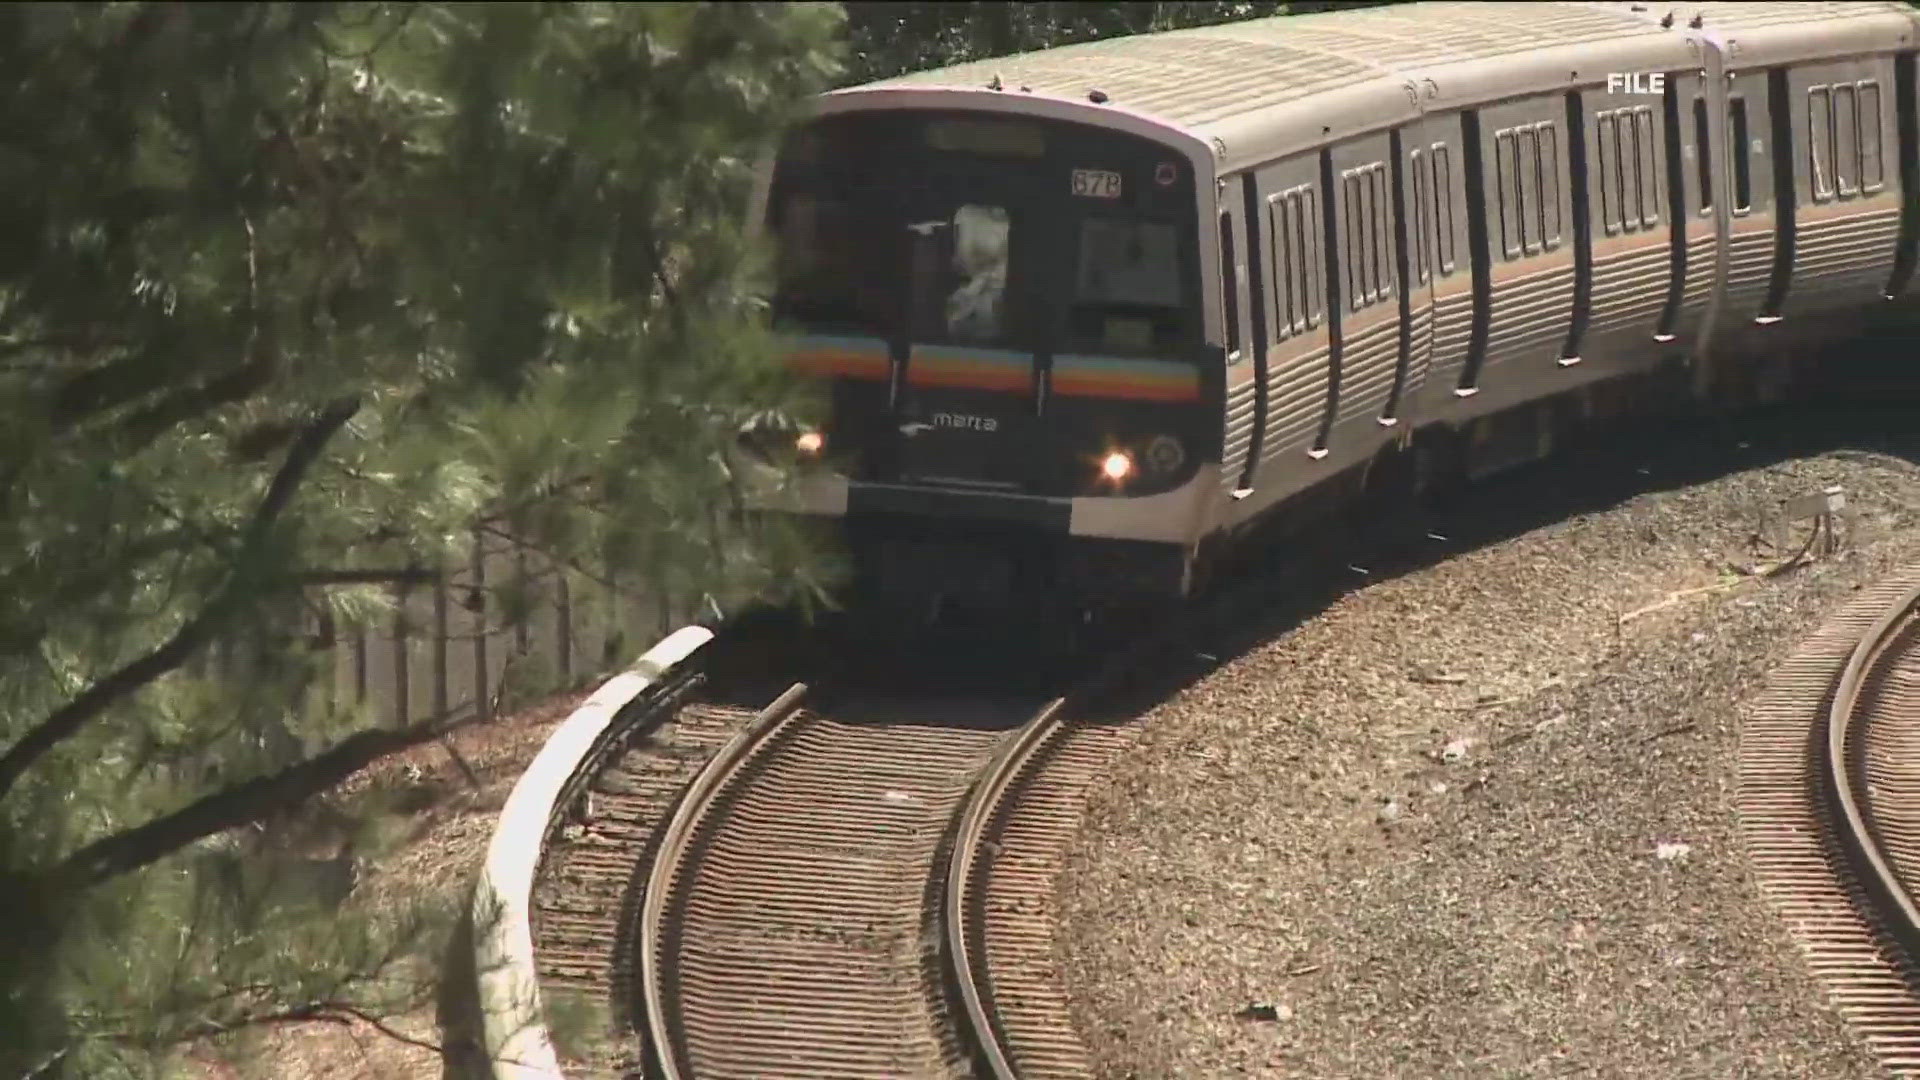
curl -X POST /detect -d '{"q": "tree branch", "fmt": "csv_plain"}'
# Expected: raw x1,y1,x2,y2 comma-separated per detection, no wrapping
165,998,444,1056
0,398,361,802
0,526,203,659
475,521,618,593
293,568,438,586
47,702,474,892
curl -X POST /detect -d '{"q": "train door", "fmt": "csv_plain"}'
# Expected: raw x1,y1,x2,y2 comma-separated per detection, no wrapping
1892,50,1919,299
1409,112,1474,418
1243,152,1327,509
1391,108,1442,429
1566,77,1675,374
1777,54,1902,318
893,156,1048,491
1670,60,1729,361
1713,65,1785,328
1318,129,1401,465
1216,198,1259,505
1457,93,1577,410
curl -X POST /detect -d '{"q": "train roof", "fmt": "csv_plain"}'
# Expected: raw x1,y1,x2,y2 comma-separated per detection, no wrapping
836,1,1917,175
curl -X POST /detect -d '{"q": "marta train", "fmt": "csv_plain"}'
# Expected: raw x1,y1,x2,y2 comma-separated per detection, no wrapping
733,0,1920,622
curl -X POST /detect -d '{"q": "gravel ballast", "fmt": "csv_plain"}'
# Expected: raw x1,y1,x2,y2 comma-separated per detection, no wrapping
1057,408,1920,1079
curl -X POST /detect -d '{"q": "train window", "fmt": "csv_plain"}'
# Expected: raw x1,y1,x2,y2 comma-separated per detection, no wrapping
1368,164,1392,303
1597,113,1622,235
1070,217,1185,353
1628,108,1643,230
1692,97,1713,214
1860,81,1884,191
773,193,902,337
1335,162,1393,308
1833,83,1858,197
925,204,1011,345
1219,213,1240,357
1266,187,1321,339
1494,129,1520,259
1410,149,1431,285
1622,109,1643,232
1517,127,1542,256
1432,143,1456,274
1343,170,1363,310
1266,197,1295,339
1809,85,1833,203
1359,168,1377,306
1296,187,1322,329
1729,96,1752,213
1539,122,1562,249
1633,108,1660,228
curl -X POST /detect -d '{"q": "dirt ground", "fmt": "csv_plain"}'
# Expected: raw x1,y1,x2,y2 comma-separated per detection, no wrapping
173,688,592,1080
1057,403,1918,1079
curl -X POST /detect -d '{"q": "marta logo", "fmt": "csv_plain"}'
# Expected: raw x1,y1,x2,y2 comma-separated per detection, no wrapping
931,412,999,433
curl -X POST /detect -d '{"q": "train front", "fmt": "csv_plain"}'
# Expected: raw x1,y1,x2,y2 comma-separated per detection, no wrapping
735,96,1223,627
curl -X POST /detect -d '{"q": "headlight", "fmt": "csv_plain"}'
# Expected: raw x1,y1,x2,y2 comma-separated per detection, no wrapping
1092,436,1185,492
737,413,825,462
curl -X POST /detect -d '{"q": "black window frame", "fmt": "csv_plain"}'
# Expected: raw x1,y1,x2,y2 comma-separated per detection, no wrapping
1729,95,1753,214
1834,82,1859,198
1810,84,1835,203
1410,148,1431,285
1219,212,1241,358
1432,142,1458,274
1861,80,1885,192
1633,106,1660,230
1692,96,1713,214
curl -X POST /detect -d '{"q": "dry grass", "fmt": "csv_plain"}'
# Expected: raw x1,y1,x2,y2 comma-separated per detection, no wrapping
173,686,594,1080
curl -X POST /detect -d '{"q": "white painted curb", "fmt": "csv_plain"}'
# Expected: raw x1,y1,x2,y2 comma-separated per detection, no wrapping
472,625,714,1079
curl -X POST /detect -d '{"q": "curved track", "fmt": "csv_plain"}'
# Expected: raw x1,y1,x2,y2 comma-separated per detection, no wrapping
636,685,1070,1079
1742,568,1920,1076
529,670,781,1076
947,701,1132,1079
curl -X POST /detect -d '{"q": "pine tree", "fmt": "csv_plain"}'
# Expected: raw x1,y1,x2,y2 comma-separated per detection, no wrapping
0,3,842,1075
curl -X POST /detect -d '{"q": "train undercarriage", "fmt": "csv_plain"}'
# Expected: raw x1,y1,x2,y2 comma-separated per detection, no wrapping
840,516,1187,642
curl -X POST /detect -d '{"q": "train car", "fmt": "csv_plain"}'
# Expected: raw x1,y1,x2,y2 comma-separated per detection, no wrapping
733,0,1920,624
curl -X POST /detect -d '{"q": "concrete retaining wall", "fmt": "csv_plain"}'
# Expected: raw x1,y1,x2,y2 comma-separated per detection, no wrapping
470,625,713,1079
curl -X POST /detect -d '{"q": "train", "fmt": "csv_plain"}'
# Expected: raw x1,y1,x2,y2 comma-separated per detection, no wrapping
732,0,1920,625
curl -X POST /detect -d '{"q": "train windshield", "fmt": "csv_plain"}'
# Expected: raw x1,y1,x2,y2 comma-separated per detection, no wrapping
772,192,902,340
769,111,1201,359
1067,217,1188,353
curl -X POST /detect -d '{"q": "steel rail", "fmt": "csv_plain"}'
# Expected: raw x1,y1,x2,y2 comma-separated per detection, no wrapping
944,695,1071,1080
1826,581,1920,952
636,680,810,1080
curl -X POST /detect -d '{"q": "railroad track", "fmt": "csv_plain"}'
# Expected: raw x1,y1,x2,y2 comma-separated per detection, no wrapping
525,513,1340,1077
1742,568,1920,1076
530,669,777,1076
947,701,1128,1080
632,682,1111,1079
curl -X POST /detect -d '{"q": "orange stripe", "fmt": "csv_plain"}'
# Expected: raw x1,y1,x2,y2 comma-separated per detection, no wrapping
1051,375,1201,402
906,367,1032,392
789,350,891,380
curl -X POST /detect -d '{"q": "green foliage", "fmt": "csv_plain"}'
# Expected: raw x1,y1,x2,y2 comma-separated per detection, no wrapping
0,2,842,1075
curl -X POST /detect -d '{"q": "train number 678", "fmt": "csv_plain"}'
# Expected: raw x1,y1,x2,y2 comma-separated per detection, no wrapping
1071,168,1123,199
